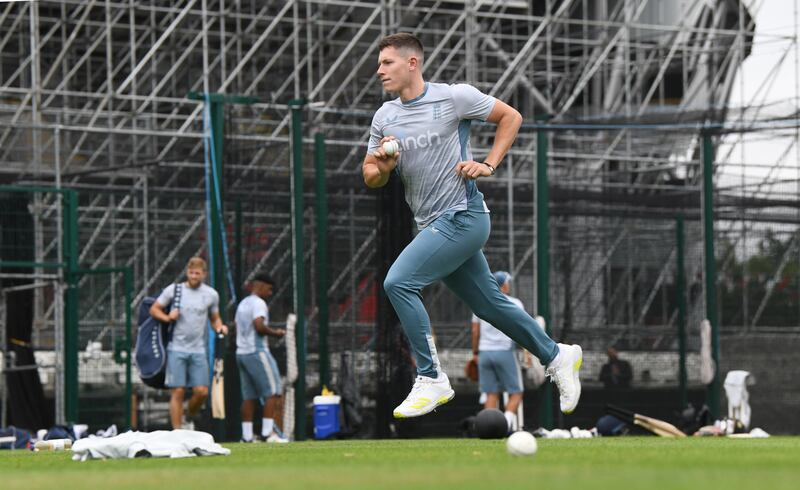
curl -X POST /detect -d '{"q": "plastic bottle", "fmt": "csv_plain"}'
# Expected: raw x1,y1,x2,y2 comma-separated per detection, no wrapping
34,439,72,451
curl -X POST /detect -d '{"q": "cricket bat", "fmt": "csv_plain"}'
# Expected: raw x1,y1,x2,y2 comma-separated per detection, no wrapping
606,404,686,438
211,333,225,419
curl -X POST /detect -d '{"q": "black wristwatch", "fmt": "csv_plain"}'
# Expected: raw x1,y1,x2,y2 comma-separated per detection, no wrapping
481,162,496,176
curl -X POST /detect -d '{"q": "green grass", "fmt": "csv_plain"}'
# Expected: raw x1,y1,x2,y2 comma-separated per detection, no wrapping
1,437,799,490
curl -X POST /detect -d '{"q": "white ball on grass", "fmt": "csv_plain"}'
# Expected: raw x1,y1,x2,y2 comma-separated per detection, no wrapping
506,431,538,457
382,140,399,156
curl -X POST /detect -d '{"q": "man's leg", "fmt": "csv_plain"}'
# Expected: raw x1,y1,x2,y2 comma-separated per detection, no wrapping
251,351,287,442
241,399,256,442
185,352,210,423
384,211,490,378
384,212,490,418
493,350,524,430
484,393,500,409
441,215,582,413
237,354,259,441
505,393,524,431
241,399,256,421
262,396,288,442
170,388,185,429
505,393,523,414
263,396,278,435
478,351,501,409
443,251,558,364
166,351,189,429
187,385,208,417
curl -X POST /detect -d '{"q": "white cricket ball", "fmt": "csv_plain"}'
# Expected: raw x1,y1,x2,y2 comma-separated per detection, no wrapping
382,139,399,156
506,431,538,457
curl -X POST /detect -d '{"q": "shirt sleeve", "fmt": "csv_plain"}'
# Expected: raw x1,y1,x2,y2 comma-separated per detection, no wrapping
209,289,220,315
367,108,384,154
155,284,174,307
471,313,479,323
450,83,496,121
252,298,268,323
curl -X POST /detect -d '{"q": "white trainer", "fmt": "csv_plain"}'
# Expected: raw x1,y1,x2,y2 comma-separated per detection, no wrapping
180,418,195,431
266,432,289,444
266,427,289,443
545,344,583,414
393,372,455,419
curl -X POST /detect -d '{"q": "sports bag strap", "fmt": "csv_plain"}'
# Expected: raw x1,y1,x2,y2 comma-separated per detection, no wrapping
173,282,183,310
167,282,183,340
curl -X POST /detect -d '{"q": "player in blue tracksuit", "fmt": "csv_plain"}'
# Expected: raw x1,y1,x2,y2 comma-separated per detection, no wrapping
362,32,583,419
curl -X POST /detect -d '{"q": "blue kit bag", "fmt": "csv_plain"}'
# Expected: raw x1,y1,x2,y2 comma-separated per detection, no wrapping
134,283,182,389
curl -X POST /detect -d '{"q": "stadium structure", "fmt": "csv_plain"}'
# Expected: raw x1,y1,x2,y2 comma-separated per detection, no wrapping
1,1,799,438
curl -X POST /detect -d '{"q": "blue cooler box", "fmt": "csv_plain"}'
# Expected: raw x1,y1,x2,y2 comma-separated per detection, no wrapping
313,395,341,439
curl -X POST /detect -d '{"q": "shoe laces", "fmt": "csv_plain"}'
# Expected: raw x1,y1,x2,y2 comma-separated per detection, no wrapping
404,376,436,401
410,376,430,393
545,365,565,392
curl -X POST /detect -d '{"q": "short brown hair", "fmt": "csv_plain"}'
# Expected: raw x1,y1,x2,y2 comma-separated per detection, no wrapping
378,32,423,61
186,256,207,271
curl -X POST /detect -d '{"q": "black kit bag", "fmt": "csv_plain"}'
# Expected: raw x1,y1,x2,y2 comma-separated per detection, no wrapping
134,283,182,389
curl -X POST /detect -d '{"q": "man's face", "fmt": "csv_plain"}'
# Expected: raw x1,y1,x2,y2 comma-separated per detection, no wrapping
186,267,206,288
377,46,415,93
253,281,274,300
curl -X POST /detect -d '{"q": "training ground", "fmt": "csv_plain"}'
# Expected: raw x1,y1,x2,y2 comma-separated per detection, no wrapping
1,437,798,490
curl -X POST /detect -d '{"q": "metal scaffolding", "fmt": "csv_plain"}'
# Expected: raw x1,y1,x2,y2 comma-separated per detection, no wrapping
1,0,798,416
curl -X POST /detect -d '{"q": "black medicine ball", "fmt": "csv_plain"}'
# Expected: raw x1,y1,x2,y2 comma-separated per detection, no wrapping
474,408,507,439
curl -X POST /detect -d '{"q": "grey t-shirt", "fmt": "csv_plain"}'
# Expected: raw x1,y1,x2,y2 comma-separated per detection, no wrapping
235,294,270,355
472,296,524,351
368,82,497,229
156,283,219,354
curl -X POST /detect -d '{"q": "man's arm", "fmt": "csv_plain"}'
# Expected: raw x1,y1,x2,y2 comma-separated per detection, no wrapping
455,100,523,179
209,311,228,335
253,317,286,338
150,301,178,323
363,137,400,188
471,320,480,361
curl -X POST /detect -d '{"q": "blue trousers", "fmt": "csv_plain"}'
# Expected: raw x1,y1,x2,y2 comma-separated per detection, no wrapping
384,209,559,378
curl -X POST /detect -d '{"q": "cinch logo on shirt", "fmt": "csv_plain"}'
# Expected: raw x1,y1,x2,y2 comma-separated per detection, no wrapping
395,129,443,152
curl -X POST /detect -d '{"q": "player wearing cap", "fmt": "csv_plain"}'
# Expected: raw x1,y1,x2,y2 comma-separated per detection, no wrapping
472,271,526,432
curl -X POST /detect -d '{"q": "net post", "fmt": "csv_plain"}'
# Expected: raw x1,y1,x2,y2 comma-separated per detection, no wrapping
289,98,307,440
676,215,688,409
702,131,721,418
62,189,79,424
314,133,330,389
535,118,554,429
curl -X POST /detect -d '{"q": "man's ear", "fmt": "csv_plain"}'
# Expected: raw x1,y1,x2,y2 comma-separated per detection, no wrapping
408,55,419,71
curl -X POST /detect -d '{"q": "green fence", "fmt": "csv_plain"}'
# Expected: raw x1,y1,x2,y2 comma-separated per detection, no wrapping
0,186,132,430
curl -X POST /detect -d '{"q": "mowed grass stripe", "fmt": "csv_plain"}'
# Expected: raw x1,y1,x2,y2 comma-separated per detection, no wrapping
1,437,798,490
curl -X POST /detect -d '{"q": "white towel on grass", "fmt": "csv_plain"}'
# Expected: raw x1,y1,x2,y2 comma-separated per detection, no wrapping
71,430,230,461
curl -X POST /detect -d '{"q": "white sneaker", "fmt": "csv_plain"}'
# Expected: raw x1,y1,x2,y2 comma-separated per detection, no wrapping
545,344,583,414
180,419,195,431
266,428,289,443
393,372,455,419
